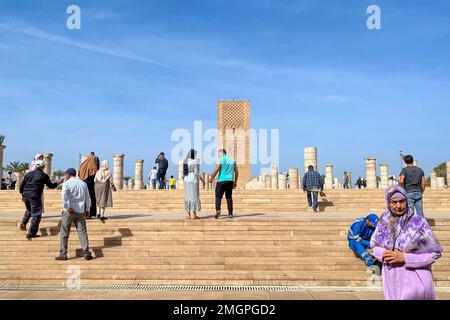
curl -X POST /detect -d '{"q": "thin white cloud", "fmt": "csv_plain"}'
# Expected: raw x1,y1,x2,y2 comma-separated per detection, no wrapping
0,21,177,70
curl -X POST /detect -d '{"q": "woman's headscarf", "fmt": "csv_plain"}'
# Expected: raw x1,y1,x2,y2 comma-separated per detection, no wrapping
95,160,111,183
370,185,442,254
29,154,44,171
79,156,99,180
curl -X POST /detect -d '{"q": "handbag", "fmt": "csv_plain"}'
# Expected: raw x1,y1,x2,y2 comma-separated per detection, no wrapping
111,184,117,192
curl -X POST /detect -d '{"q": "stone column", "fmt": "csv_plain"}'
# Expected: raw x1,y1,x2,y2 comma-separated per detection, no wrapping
289,168,299,189
0,144,5,180
128,178,135,190
205,174,210,189
271,165,278,189
178,160,184,190
304,147,318,173
347,171,352,189
365,157,377,189
265,175,271,189
447,162,450,188
437,177,445,189
379,164,389,189
14,172,24,191
134,160,144,190
430,171,437,189
334,177,339,189
43,153,53,179
324,165,333,190
278,173,287,189
113,154,125,190
413,160,419,167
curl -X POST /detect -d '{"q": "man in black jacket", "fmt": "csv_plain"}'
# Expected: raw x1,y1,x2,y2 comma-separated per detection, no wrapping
19,160,63,239
155,152,169,189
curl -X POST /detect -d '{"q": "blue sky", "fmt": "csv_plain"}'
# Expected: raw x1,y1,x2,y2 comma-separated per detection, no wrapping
1,0,449,180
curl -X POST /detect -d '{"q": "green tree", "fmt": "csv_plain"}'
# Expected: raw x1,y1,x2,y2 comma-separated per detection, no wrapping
427,162,448,187
53,170,66,180
123,176,131,184
6,161,22,173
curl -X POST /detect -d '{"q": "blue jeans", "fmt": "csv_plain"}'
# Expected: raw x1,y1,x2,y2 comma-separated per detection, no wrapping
348,240,374,266
407,192,424,217
151,179,157,190
306,190,319,211
343,181,349,189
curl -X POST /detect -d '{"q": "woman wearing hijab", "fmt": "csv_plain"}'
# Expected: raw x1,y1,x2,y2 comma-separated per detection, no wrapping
94,160,115,221
371,185,443,300
183,149,205,219
79,155,99,219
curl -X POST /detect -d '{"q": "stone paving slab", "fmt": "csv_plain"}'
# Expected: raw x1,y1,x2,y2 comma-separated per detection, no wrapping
1,211,449,222
1,290,450,300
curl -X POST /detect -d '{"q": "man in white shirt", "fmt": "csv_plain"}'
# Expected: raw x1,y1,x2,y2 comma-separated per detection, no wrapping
55,168,93,261
149,167,158,190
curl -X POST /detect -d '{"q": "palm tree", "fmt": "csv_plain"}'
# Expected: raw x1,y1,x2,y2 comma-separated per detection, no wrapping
6,161,22,173
53,170,66,180
6,161,29,190
123,176,131,184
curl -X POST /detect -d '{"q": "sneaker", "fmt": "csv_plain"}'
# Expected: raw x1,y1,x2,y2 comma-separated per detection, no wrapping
20,224,26,231
55,255,67,261
214,211,221,219
84,254,93,261
26,234,40,240
228,213,234,218
100,216,108,221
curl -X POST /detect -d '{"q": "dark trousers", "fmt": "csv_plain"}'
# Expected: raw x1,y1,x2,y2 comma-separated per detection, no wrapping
84,176,97,217
21,197,43,236
157,170,167,189
215,181,234,214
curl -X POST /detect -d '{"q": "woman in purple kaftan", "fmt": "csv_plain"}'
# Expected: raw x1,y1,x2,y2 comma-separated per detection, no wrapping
371,185,443,300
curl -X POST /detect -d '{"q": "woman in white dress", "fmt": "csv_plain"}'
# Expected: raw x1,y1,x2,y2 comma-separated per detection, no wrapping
183,149,205,219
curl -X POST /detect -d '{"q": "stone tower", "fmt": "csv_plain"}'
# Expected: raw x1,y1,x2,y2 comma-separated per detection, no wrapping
217,100,251,188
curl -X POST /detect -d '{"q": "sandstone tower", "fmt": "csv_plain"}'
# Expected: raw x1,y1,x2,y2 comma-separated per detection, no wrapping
217,100,251,188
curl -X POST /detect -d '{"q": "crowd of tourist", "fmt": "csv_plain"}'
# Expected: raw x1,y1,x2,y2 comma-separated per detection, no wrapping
10,150,443,299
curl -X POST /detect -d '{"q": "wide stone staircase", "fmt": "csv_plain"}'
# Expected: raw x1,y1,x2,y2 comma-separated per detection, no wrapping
0,189,450,214
0,217,449,287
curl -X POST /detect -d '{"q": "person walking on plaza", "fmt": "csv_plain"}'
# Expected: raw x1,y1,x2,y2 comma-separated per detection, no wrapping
371,185,442,300
302,165,324,213
155,152,169,189
347,214,379,267
79,153,99,219
149,166,158,190
399,155,426,217
169,176,176,189
210,149,238,219
28,153,46,213
19,160,63,239
55,168,93,261
356,177,363,189
94,160,116,221
362,178,367,189
343,171,350,189
183,149,205,219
